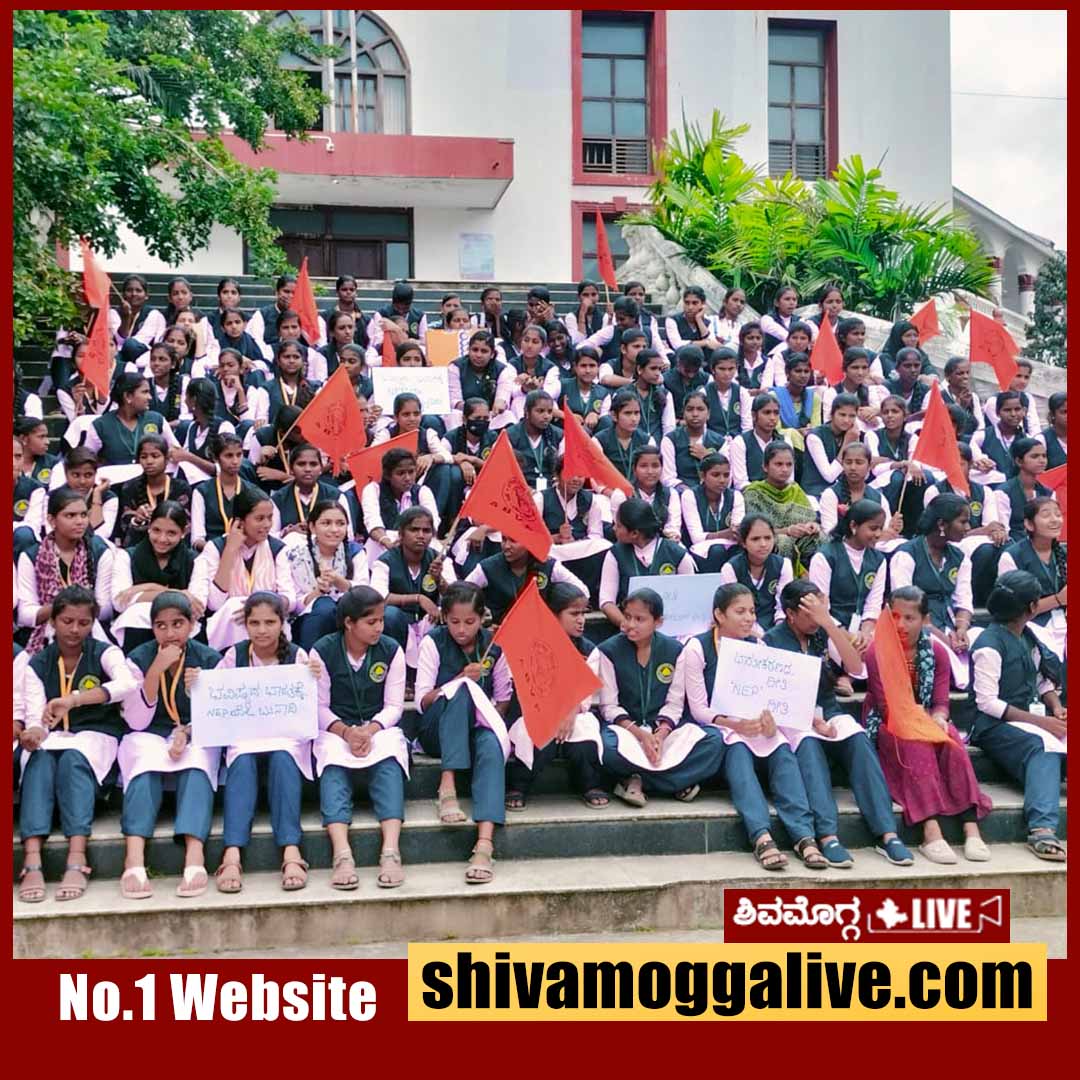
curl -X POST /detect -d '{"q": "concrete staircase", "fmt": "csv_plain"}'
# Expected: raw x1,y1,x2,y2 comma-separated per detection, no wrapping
13,697,1067,959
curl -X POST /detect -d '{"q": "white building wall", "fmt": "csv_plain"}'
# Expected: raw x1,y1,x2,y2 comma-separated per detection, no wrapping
81,9,953,282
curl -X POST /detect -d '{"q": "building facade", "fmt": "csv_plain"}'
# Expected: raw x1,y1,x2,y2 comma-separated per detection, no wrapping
91,8,955,285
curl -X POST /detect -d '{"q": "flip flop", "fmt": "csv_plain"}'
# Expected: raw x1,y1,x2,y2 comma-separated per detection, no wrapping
121,866,153,900
376,850,405,889
176,864,209,898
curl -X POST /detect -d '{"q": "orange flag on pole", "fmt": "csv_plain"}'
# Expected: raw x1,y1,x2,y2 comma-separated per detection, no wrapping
911,381,969,496
561,408,634,497
344,428,417,492
594,210,619,292
493,577,602,750
909,299,941,345
809,310,844,384
381,323,397,367
294,365,368,473
1042,463,1068,542
294,257,321,347
458,432,552,561
874,606,951,744
969,308,1019,390
81,306,115,399
79,238,112,311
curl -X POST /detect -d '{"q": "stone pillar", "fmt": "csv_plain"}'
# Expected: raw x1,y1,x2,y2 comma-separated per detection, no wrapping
1018,271,1037,318
987,254,1004,306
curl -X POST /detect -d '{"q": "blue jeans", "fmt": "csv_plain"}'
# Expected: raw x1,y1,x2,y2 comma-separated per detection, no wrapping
319,758,406,826
507,739,609,796
20,748,99,840
121,769,215,842
796,731,898,839
723,742,814,846
601,723,726,795
293,596,339,651
972,719,1064,834
418,686,505,824
222,750,302,848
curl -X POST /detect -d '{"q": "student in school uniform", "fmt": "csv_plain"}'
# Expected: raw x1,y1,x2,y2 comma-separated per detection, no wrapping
288,500,370,650
12,435,46,550
878,319,933,382
439,397,497,515
16,418,59,489
583,298,639,369
835,318,885,381
320,310,361,379
717,515,793,637
214,593,320,894
602,349,675,445
714,288,748,354
205,277,242,338
161,278,213,354
1037,392,1067,468
766,579,913,868
763,321,814,390
866,395,923,482
862,587,993,864
665,285,721,353
507,324,563,421
111,502,199,652
370,506,453,661
563,280,607,344
759,285,801,355
591,587,726,807
611,446,682,542
269,443,349,543
823,349,887,432
889,494,978,688
114,435,191,548
660,388,726,489
265,340,321,428
673,583,827,869
448,331,517,431
735,321,772,389
996,498,1067,661
680,452,743,567
49,447,118,543
188,434,256,553
741,440,822,569
145,343,189,430
504,583,611,810
170,379,235,484
598,498,695,630
213,307,267,372
16,586,138,903
703,348,752,445
321,274,370,349
13,363,44,421
190,487,296,651
366,281,428,357
361,446,440,564
888,349,932,417
938,357,984,441
557,347,611,433
969,571,1067,863
817,441,900,540
311,586,409,889
772,352,823,455
807,284,845,338
597,326,648,391
727,394,784,490
801,393,862,501
213,347,270,441
118,591,223,899
246,274,298,360
618,281,669,358
54,343,112,434
114,273,167,365
505,390,563,490
371,390,452,501
971,391,1028,485
660,344,709,420
982,359,1041,435
415,583,513,883
994,437,1053,542
17,488,115,653
84,373,178,467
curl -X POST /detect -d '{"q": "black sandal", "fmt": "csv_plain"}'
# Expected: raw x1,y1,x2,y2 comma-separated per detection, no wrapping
582,789,609,809
754,837,787,871
505,790,527,812
795,836,829,870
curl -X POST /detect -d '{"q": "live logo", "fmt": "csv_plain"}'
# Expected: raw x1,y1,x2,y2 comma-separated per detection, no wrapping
724,889,1011,944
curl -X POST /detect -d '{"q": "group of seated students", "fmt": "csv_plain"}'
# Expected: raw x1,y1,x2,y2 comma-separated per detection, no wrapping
12,274,1068,903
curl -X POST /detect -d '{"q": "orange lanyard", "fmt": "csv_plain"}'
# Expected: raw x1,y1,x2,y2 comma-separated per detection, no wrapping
293,486,315,525
57,655,78,731
158,651,186,726
148,476,171,510
215,476,234,531
279,378,297,406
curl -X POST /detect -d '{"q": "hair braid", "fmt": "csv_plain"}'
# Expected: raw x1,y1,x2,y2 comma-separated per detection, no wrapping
1052,539,1068,587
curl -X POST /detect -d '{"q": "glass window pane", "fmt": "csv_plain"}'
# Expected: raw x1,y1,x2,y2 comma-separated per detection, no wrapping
382,75,408,135
374,41,403,69
582,100,612,135
356,51,375,70
356,15,383,44
386,243,410,280
292,8,322,28
582,257,600,281
768,29,823,64
270,209,325,234
582,19,647,55
768,107,791,140
795,108,823,141
582,57,611,97
331,211,411,239
794,66,822,104
582,217,596,251
608,222,629,256
614,101,646,136
614,58,646,97
768,64,790,103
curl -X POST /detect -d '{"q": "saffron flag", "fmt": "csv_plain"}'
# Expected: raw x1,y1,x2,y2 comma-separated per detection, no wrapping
594,210,619,292
493,578,602,750
969,308,1019,390
79,238,112,311
909,299,941,345
458,432,552,561
81,306,114,399
294,257,322,347
911,382,969,496
344,428,417,492
874,606,951,744
295,365,368,472
561,408,634,497
809,310,843,384
1042,463,1068,542
382,322,397,367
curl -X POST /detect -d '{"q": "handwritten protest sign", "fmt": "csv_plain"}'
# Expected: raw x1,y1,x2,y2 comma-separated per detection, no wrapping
628,573,725,638
371,366,452,416
710,638,819,730
190,664,317,747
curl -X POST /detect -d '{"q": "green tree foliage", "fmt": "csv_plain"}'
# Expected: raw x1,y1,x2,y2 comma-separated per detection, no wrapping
1023,251,1067,368
627,111,994,320
12,9,328,345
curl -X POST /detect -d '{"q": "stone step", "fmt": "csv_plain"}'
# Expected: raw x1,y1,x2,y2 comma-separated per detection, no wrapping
15,782,1064,882
13,844,1066,959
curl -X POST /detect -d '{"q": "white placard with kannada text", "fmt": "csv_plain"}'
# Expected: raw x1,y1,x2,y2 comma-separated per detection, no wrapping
371,366,452,416
709,637,820,731
190,664,318,747
628,573,725,639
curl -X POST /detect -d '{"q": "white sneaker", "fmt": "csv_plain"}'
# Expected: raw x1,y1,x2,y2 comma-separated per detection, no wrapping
919,839,959,864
